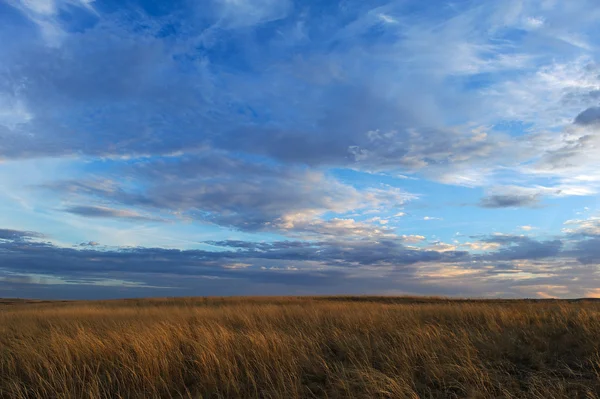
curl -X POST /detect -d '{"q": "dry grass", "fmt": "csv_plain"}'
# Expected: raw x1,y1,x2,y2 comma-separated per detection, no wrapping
1,296,600,398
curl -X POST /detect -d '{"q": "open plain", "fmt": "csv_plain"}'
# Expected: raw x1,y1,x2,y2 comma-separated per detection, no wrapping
2,296,600,398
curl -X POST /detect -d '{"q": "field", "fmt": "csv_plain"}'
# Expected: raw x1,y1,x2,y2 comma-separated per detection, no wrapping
1,297,600,398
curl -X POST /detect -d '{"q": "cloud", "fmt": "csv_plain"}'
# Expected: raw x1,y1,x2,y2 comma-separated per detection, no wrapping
574,107,600,125
585,288,600,298
570,237,600,264
3,223,600,298
0,226,471,292
0,228,44,241
206,237,471,268
1,0,598,196
6,0,97,46
478,186,558,208
9,223,590,291
347,127,516,186
563,217,600,236
480,235,563,261
482,57,600,129
215,0,292,28
64,205,166,222
460,241,501,251
426,242,457,252
479,193,541,208
277,217,396,239
46,153,415,232
0,1,553,179
531,127,600,179
400,235,426,244
79,241,99,247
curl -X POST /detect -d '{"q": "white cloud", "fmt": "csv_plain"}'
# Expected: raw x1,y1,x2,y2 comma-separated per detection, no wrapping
7,0,97,46
216,0,292,28
0,95,32,129
400,235,425,243
20,0,56,15
483,57,600,128
378,13,398,24
460,241,501,251
425,242,457,252
366,216,389,225
524,16,545,29
278,216,395,239
222,263,252,269
519,225,536,231
562,216,600,236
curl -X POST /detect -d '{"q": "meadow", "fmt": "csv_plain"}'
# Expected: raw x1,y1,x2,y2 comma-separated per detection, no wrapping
1,296,600,398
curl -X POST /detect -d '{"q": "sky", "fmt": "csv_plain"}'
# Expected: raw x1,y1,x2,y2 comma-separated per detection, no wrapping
2,0,600,299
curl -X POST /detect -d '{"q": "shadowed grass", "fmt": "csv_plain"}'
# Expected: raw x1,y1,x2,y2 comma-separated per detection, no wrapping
1,296,600,398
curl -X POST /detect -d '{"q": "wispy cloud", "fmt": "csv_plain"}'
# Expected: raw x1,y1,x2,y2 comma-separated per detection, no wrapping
63,205,166,223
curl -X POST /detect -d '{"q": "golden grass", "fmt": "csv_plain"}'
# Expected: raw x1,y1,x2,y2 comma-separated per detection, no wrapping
1,296,600,398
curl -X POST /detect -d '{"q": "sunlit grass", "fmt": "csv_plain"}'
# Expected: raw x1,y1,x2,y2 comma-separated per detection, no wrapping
1,296,600,398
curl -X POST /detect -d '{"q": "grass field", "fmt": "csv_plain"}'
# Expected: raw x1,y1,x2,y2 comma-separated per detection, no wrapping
1,296,600,398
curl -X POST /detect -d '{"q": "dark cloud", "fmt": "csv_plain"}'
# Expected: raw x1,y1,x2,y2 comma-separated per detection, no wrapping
3,226,600,299
207,238,471,266
574,107,600,125
0,229,44,241
79,241,100,247
0,226,469,291
215,86,423,168
480,235,563,261
206,240,315,251
479,193,541,208
218,128,355,167
569,237,600,264
2,229,573,288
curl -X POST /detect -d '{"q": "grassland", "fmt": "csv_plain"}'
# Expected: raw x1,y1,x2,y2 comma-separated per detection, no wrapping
1,296,600,398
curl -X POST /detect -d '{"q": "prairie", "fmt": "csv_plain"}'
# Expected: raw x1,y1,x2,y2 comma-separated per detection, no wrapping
1,296,600,398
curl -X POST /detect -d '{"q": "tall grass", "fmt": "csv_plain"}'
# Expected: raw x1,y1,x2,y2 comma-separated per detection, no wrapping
1,297,600,398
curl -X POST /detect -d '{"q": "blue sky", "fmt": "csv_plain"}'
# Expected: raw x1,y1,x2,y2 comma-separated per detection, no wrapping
2,0,600,299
